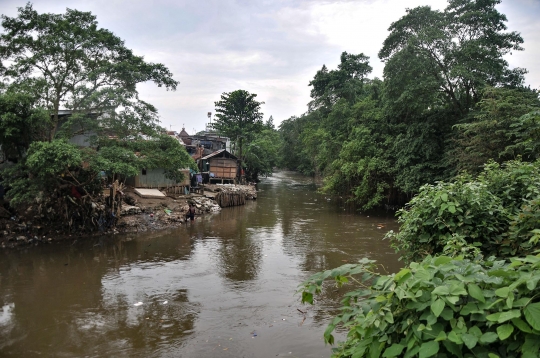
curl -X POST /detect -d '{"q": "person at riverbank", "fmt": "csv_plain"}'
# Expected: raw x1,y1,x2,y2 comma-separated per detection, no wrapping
186,204,196,222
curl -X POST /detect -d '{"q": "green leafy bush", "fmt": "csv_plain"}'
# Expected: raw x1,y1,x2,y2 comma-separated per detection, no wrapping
299,256,540,358
387,160,540,262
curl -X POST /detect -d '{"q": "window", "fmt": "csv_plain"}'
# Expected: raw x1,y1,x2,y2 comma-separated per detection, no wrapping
142,169,147,175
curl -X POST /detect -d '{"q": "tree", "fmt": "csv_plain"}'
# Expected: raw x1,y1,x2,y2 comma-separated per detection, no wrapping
309,51,372,110
244,128,281,181
213,89,264,165
453,87,540,172
0,90,49,161
321,95,393,210
265,115,275,130
0,4,194,229
0,3,178,142
278,115,313,174
379,0,525,116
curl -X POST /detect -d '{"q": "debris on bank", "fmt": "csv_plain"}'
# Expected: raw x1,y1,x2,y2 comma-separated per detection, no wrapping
205,184,257,201
0,183,257,249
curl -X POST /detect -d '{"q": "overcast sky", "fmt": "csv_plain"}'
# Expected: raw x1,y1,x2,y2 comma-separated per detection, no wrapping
1,0,539,134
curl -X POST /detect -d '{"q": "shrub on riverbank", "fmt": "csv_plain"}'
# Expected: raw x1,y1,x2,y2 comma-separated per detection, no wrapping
387,160,540,263
299,255,540,358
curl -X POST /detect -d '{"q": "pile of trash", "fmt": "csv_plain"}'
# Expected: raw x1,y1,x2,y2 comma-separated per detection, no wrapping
114,193,222,234
189,196,221,213
208,184,257,200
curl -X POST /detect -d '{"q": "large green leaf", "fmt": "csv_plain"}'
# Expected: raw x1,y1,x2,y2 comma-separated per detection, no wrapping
495,287,510,298
418,341,439,358
468,284,485,303
496,324,514,340
479,332,498,344
512,318,532,333
434,256,452,266
524,302,540,330
431,299,445,317
432,286,450,295
382,344,405,357
394,268,411,283
461,333,478,349
497,310,521,323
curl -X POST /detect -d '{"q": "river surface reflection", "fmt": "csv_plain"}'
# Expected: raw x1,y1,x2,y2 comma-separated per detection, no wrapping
0,171,402,357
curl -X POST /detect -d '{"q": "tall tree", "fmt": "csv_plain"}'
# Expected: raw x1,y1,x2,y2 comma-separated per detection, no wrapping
309,51,372,110
0,4,194,209
379,0,525,116
213,89,264,165
0,3,178,142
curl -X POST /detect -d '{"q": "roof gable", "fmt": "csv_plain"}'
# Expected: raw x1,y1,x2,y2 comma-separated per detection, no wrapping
201,149,237,160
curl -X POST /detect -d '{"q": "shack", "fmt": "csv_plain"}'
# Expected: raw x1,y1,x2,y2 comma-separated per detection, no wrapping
199,150,238,184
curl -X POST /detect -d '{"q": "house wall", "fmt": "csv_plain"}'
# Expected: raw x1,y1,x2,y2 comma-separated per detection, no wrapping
126,168,190,188
58,113,99,148
209,158,237,179
69,132,95,147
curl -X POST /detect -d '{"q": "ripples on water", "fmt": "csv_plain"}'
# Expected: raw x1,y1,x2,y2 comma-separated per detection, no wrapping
0,171,402,357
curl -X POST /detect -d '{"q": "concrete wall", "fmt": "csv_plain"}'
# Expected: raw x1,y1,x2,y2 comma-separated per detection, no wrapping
126,168,190,188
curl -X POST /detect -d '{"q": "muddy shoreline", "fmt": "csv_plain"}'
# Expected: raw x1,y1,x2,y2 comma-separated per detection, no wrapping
0,184,256,249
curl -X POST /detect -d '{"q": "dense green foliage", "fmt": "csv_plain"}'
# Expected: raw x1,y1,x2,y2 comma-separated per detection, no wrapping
388,160,540,263
295,2,540,356
299,160,540,358
453,87,540,172
243,121,280,181
300,256,540,358
0,91,49,161
2,135,196,206
278,0,538,210
0,4,194,207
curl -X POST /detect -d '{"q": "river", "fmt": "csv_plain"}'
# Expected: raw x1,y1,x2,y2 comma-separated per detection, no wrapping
0,171,402,357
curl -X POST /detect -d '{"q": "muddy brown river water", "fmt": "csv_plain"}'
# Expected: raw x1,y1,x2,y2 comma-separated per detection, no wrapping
0,171,402,357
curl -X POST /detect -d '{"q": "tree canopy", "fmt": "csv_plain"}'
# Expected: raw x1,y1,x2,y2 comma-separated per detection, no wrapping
0,3,178,142
277,0,535,210
0,4,194,212
290,2,540,356
213,89,264,166
380,0,525,116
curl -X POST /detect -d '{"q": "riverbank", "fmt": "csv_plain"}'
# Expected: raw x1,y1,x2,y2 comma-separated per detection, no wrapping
0,184,256,249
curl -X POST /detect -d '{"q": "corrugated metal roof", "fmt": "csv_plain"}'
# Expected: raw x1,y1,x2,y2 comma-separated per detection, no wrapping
201,149,237,160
